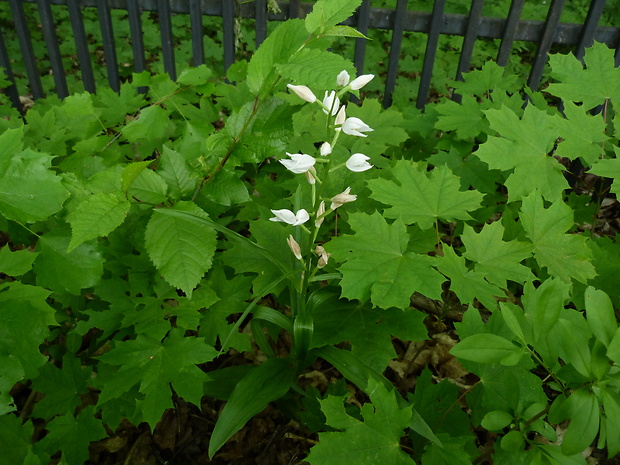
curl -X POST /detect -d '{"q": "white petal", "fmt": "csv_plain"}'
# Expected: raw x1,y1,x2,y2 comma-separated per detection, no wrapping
337,70,350,87
341,117,373,137
346,153,373,172
349,74,374,90
320,142,332,156
270,209,297,224
335,105,347,125
322,90,340,116
293,209,310,226
286,84,317,103
280,153,316,174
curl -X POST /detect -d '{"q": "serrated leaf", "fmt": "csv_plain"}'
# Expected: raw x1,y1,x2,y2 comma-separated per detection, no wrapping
451,333,521,364
327,212,444,309
368,160,484,230
277,49,357,92
520,191,595,283
177,64,213,86
145,201,217,297
552,101,607,165
209,357,296,458
67,192,130,251
35,230,105,294
38,406,107,465
0,414,40,464
121,160,152,193
246,19,309,95
0,247,39,276
462,222,534,288
305,379,415,465
435,96,489,140
128,168,169,204
122,104,174,142
305,0,363,34
474,105,565,202
158,145,197,199
322,25,369,39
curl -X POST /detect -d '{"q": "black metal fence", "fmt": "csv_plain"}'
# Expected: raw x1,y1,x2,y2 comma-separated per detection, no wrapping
1,0,620,111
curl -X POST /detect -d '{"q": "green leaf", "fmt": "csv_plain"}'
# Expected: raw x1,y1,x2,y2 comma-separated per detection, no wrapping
558,318,592,379
552,101,607,165
277,49,357,91
121,160,152,193
452,61,520,97
177,64,213,86
0,131,68,223
482,410,513,431
451,334,521,364
122,104,174,142
520,191,596,283
368,160,484,230
0,414,42,464
35,230,105,294
128,168,169,204
0,247,39,276
67,192,130,251
158,145,198,199
38,406,107,465
601,388,620,457
306,379,415,465
436,245,502,310
584,286,617,347
590,154,620,196
327,212,444,309
208,357,296,458
246,19,309,95
145,201,217,298
305,0,363,34
98,330,217,428
435,96,488,140
547,42,620,109
322,25,369,39
462,221,534,288
560,389,599,456
474,105,565,202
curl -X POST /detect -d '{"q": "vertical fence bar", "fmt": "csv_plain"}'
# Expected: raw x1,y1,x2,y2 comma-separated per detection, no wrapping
255,0,267,47
222,0,235,72
96,0,120,92
0,28,22,111
383,0,407,108
126,0,146,74
189,0,204,66
157,0,176,80
36,0,68,98
497,0,524,67
454,0,483,87
353,0,371,75
574,0,605,61
66,0,96,93
416,0,446,109
527,0,565,91
288,0,300,19
8,0,44,98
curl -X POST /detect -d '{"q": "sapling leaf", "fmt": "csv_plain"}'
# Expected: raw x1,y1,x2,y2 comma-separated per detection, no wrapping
559,389,599,456
590,149,620,195
435,96,489,140
304,0,363,35
482,410,513,431
158,145,198,199
584,286,617,348
450,333,521,364
368,160,484,230
277,49,357,91
0,414,42,464
558,318,592,379
322,25,369,39
0,247,39,276
120,160,152,193
145,201,217,298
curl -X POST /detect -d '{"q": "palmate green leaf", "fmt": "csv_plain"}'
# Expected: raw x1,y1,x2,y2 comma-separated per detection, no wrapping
67,192,130,251
436,245,502,310
0,414,43,464
461,222,534,288
38,406,106,465
277,49,357,92
0,128,68,223
145,201,217,298
368,160,484,230
209,357,297,458
474,105,565,203
246,19,309,95
546,42,620,109
589,148,620,195
35,230,105,295
305,379,415,465
520,191,596,283
0,247,39,276
97,330,217,429
434,96,489,140
304,0,363,34
327,212,444,309
452,61,520,97
552,101,607,165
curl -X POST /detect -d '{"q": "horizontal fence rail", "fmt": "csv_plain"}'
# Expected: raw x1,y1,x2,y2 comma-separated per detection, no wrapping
1,0,619,111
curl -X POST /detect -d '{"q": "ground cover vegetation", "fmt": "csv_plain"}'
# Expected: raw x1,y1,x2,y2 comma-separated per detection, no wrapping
1,0,620,463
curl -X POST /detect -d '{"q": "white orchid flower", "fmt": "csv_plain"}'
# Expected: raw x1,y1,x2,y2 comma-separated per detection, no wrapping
286,84,317,103
349,74,374,90
334,105,347,126
330,187,357,210
279,152,316,174
346,153,373,172
322,90,340,116
337,70,350,87
320,142,332,156
315,201,326,228
342,117,373,137
269,209,310,226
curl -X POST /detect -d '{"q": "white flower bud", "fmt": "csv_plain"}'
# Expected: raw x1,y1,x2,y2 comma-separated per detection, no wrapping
316,245,331,269
335,105,347,126
322,90,340,116
337,70,350,87
315,201,326,228
330,187,357,210
349,74,374,90
287,235,303,260
320,142,332,156
286,84,317,103
305,166,317,185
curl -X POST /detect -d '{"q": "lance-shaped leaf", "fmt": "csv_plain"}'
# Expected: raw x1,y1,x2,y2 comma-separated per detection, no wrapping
327,212,444,309
145,201,217,298
520,191,595,284
305,0,363,34
368,160,484,230
305,379,415,465
474,105,566,203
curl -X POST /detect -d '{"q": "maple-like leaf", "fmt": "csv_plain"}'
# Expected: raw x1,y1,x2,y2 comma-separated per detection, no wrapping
436,245,502,310
327,212,444,309
520,191,596,283
97,330,218,429
474,104,566,203
461,222,534,288
435,96,489,140
305,380,415,465
546,42,620,109
590,149,620,195
368,160,484,230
